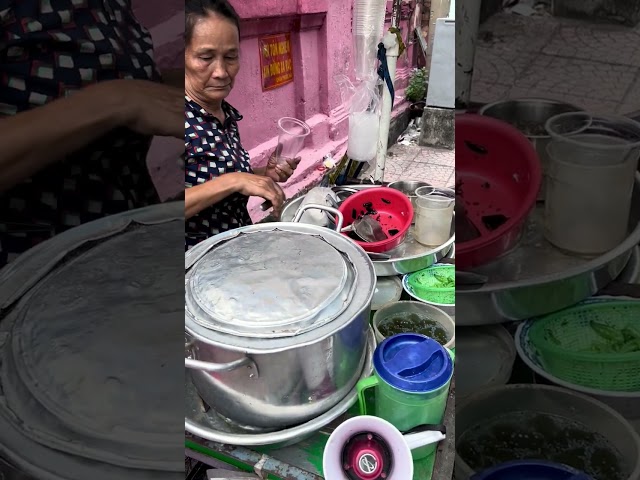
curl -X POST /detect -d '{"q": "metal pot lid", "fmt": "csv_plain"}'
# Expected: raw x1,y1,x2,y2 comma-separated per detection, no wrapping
185,229,358,338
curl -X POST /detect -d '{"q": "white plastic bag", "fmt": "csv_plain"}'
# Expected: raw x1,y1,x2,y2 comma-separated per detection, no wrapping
336,75,381,164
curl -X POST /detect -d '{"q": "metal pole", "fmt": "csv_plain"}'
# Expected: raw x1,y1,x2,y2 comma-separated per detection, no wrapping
374,0,402,182
455,0,481,108
374,34,399,182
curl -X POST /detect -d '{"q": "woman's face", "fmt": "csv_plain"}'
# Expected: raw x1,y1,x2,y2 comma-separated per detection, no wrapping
185,13,240,106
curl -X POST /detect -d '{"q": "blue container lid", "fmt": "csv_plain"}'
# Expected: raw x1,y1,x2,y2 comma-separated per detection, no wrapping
471,460,594,480
373,333,453,393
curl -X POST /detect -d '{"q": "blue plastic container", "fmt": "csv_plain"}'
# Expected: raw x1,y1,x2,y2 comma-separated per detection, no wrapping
471,460,594,480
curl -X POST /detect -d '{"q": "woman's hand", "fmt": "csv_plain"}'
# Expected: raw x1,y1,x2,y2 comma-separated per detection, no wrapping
232,172,286,216
185,172,285,219
262,152,302,183
99,80,183,139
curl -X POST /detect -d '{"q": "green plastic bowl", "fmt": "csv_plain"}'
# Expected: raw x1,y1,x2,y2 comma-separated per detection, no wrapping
528,301,640,392
405,265,455,305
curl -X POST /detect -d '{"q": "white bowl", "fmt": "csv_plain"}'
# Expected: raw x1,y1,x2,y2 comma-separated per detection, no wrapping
371,276,403,311
372,301,455,349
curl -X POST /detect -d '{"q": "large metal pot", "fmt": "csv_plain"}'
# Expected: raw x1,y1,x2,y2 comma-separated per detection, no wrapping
185,205,376,430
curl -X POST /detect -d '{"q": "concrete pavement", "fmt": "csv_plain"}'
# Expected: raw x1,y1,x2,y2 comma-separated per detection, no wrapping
471,12,640,115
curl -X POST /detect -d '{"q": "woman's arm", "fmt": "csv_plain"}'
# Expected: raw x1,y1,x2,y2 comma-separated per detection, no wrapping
0,79,182,194
185,175,237,219
0,84,120,193
185,172,286,219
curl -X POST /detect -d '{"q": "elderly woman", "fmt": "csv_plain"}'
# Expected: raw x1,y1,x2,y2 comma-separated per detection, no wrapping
184,0,300,249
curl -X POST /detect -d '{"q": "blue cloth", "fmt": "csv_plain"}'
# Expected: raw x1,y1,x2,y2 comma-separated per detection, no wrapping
377,42,395,110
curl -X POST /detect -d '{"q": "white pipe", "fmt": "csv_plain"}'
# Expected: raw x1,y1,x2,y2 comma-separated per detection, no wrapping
375,31,399,182
455,0,481,108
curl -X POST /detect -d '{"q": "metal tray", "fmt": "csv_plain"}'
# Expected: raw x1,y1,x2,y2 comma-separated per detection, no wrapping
185,329,375,448
456,173,640,326
280,185,455,277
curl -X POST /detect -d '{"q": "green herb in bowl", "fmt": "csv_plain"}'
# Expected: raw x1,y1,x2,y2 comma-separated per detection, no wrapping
587,321,640,354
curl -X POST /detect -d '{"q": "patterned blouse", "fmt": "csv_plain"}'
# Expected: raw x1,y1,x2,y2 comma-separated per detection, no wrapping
0,0,161,268
184,96,253,250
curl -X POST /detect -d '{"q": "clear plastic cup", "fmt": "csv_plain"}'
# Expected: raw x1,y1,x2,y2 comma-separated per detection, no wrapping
414,187,455,246
545,113,640,167
354,35,381,79
353,0,386,79
275,117,311,167
544,141,637,254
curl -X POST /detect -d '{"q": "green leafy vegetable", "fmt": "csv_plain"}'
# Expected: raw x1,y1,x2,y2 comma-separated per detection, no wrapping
585,321,640,353
432,272,455,288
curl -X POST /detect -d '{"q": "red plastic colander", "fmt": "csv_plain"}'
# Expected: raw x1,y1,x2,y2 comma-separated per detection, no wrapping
338,187,413,253
456,113,542,268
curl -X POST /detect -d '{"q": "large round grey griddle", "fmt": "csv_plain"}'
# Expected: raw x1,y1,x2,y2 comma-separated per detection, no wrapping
0,203,184,477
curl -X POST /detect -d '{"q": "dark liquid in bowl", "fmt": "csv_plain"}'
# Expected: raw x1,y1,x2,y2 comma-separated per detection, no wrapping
378,313,449,345
457,412,628,480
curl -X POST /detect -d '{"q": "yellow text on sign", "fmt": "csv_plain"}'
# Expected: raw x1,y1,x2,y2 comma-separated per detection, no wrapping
262,40,291,59
262,59,293,81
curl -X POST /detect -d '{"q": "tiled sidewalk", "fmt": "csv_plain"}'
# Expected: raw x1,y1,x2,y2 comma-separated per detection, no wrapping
471,12,640,115
382,144,455,187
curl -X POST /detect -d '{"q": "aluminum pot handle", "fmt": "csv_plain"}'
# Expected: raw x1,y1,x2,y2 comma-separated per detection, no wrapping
184,357,255,373
292,203,344,232
184,330,259,375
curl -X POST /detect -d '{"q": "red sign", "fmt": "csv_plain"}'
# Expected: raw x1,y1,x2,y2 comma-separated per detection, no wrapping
259,33,294,91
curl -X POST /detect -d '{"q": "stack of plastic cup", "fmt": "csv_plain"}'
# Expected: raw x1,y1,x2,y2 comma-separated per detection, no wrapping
353,0,387,80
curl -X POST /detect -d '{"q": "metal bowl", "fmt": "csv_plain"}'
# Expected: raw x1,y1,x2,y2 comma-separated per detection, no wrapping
387,180,432,212
455,384,640,480
479,98,583,199
372,300,455,349
478,98,582,139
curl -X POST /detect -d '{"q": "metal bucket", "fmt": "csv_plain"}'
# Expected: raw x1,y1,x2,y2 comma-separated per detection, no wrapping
455,384,640,480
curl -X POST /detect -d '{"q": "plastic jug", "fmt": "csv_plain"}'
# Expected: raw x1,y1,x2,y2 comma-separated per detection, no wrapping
356,333,454,460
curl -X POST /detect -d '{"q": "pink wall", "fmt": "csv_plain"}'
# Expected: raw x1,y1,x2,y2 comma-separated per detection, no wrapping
228,0,416,157
226,0,346,153
228,0,418,222
133,0,419,212
132,0,183,72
